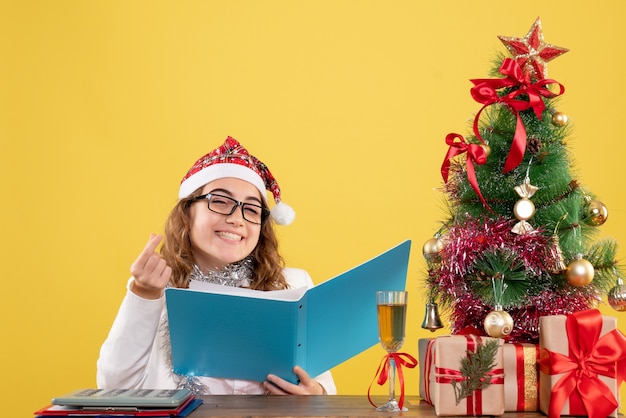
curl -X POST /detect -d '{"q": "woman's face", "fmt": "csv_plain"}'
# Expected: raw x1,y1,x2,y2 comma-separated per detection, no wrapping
189,177,264,270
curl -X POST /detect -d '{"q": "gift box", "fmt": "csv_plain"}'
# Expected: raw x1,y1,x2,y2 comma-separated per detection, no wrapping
502,342,539,412
538,309,626,418
418,338,435,403
428,335,505,416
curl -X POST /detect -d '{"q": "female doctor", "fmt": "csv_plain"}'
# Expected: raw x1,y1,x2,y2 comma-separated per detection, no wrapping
96,137,336,395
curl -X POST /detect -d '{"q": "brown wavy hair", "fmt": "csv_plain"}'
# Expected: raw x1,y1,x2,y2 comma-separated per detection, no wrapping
160,187,288,291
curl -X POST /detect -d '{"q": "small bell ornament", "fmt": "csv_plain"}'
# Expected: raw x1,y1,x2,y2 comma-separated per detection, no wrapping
608,276,626,312
549,215,568,274
549,234,567,274
421,299,444,332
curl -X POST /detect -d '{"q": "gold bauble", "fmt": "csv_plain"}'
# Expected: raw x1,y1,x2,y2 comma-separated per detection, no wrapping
551,111,569,127
483,309,514,338
513,198,536,221
480,144,491,158
422,237,443,258
583,200,608,226
566,257,595,287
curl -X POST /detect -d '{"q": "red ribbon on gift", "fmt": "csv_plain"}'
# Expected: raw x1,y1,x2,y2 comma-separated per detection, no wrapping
434,336,504,415
619,358,626,386
470,58,564,173
367,352,417,410
538,309,626,418
456,325,484,336
441,133,491,212
423,339,436,405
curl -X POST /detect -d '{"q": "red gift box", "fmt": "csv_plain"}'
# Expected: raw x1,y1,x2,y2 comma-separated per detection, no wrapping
503,342,540,412
538,309,626,418
425,335,505,416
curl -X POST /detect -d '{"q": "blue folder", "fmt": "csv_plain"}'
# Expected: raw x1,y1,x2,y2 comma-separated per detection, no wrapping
165,239,411,383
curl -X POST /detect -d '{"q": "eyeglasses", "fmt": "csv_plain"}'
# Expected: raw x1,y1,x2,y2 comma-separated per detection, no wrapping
193,193,270,225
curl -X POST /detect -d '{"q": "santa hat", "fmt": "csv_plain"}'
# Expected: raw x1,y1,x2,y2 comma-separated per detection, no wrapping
178,136,295,225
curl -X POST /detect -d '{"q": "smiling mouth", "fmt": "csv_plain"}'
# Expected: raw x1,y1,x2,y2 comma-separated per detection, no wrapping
216,231,243,241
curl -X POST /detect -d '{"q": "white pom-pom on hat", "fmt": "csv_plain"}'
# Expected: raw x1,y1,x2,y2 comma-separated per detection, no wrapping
271,201,295,225
179,136,295,225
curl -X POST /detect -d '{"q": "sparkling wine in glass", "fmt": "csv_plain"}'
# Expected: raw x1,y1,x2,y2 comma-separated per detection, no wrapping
376,290,408,412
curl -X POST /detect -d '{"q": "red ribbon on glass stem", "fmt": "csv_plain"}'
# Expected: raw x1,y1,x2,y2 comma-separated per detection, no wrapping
441,133,491,212
538,309,626,418
367,352,417,410
470,57,564,173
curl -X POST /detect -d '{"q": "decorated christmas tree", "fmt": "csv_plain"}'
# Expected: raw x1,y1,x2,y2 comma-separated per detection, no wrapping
421,17,626,343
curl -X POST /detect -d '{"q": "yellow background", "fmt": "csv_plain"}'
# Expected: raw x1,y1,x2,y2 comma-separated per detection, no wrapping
2,1,626,416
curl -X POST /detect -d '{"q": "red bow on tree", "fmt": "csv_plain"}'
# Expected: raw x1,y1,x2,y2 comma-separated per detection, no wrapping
470,58,564,173
441,133,490,211
538,309,626,418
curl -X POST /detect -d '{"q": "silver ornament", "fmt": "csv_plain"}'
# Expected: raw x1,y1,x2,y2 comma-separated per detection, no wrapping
608,277,626,311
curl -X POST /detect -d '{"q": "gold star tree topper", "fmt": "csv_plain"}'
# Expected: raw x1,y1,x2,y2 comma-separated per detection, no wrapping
498,17,569,81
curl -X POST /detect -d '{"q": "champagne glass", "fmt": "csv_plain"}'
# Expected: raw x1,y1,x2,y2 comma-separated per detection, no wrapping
376,290,408,412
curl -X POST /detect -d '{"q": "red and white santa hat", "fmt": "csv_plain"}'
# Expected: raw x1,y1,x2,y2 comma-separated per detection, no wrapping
178,136,295,225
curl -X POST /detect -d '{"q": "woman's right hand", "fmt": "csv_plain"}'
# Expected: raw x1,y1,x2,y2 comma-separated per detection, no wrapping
129,233,172,299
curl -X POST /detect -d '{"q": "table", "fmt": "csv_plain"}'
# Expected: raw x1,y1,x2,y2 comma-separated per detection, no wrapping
190,395,546,417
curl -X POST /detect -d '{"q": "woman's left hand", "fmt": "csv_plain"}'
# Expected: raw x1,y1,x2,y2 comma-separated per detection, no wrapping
264,366,326,395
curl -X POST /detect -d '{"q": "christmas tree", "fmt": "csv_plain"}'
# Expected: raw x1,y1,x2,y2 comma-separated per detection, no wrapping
422,17,626,343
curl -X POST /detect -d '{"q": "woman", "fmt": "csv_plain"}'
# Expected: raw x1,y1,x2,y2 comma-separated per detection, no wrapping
96,137,336,395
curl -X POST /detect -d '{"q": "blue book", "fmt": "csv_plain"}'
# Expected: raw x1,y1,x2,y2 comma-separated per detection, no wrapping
165,240,411,384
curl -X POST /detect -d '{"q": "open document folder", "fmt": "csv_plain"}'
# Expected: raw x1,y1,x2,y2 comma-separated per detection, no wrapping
165,240,411,383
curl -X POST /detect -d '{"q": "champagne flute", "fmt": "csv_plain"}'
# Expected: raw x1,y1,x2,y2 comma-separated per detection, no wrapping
376,290,408,412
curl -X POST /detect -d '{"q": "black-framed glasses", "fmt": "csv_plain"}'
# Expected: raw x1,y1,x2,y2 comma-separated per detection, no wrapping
193,193,270,225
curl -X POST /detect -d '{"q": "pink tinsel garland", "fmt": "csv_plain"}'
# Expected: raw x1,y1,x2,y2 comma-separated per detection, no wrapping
429,216,596,343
